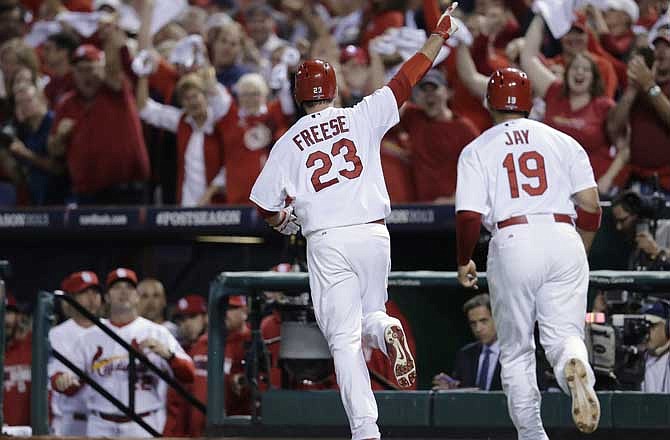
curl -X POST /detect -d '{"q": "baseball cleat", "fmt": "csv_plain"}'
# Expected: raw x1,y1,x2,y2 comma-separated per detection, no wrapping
384,325,416,388
564,358,600,434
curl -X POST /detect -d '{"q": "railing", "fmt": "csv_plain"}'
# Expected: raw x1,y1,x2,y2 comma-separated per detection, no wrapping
206,270,670,431
0,260,8,428
31,290,206,436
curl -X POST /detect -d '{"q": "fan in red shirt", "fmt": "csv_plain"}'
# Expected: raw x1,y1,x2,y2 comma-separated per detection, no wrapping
521,15,630,195
587,1,638,60
467,2,521,76
608,30,670,192
48,42,150,204
3,293,32,427
400,69,480,203
216,73,292,205
544,16,619,98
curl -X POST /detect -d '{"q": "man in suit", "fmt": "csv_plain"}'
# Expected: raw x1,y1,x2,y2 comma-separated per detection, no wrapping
433,294,502,390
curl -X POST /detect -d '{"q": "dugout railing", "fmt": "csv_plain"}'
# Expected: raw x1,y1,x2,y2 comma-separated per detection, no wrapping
0,260,8,428
30,290,207,436
205,270,670,439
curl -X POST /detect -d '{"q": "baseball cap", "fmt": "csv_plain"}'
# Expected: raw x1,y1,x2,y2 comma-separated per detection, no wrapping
72,44,105,64
94,0,121,11
644,302,670,324
418,69,447,88
61,271,101,295
605,0,639,23
229,295,247,308
106,268,138,289
340,45,368,65
175,295,207,317
653,28,670,47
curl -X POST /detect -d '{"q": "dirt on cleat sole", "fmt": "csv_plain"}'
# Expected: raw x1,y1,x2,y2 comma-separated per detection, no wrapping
565,358,600,434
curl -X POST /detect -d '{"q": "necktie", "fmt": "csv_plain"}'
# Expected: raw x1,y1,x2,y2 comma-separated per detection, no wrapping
477,347,491,390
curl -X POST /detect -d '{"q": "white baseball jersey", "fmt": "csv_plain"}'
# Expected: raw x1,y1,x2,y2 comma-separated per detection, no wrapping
69,317,189,414
250,86,400,236
455,118,596,230
49,319,92,416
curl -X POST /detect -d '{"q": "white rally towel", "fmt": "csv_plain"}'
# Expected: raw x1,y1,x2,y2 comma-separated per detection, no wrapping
55,11,110,37
24,20,63,47
118,0,188,35
532,0,609,39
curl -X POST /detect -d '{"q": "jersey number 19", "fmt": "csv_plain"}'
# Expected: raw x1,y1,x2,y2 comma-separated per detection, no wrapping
502,151,548,198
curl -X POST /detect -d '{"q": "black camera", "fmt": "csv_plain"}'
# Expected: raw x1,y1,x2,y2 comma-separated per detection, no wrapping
586,314,651,390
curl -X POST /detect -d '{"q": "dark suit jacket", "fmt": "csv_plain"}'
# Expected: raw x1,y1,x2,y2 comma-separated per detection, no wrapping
452,341,502,391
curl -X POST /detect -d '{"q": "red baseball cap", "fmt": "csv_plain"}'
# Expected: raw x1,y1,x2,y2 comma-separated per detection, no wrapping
340,45,368,65
175,295,207,316
106,268,138,288
72,44,105,64
229,295,247,307
61,271,101,294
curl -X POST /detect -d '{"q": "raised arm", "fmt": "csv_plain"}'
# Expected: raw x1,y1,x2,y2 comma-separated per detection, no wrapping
456,44,488,99
520,14,556,98
101,24,126,92
386,2,460,107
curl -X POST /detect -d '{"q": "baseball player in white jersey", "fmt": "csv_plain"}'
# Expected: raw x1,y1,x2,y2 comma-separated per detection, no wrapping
455,67,603,438
49,271,103,436
52,268,194,438
250,5,459,439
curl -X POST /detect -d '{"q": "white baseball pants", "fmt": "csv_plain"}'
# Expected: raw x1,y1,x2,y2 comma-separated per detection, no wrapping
486,217,595,440
307,223,402,440
51,413,87,436
86,410,165,438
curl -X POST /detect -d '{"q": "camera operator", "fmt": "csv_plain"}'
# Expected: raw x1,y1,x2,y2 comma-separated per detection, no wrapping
641,301,670,393
611,190,670,270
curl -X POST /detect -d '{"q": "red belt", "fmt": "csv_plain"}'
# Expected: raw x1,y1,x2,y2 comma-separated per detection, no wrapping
93,410,155,423
497,214,573,229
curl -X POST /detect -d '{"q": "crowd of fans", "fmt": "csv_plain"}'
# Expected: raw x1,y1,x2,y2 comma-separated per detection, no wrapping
0,0,666,207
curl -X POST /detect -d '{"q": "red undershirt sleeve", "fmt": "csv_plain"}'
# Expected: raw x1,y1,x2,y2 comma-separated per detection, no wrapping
169,356,195,383
423,0,440,31
387,53,433,107
456,210,482,266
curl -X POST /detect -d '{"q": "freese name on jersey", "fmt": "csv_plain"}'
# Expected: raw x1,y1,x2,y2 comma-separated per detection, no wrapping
251,87,401,236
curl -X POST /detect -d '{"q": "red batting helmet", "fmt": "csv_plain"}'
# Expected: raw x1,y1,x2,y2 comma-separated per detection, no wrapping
294,59,337,105
486,67,532,113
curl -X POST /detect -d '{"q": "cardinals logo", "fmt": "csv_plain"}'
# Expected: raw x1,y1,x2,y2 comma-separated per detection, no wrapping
243,124,272,151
